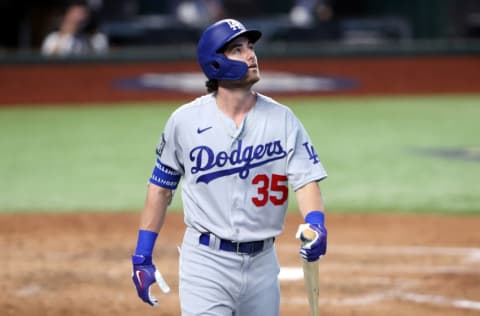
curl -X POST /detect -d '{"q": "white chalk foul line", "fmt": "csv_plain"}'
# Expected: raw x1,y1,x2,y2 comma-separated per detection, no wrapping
465,249,480,262
278,267,304,281
399,292,480,311
280,264,478,278
15,284,42,297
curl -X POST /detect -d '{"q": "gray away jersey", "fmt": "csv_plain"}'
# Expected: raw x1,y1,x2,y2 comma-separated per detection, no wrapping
154,93,327,241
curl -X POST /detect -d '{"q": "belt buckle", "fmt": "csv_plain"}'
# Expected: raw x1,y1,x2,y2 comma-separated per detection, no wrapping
236,241,263,255
236,242,248,255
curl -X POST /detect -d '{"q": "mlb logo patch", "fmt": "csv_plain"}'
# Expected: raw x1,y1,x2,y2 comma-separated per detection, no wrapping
156,133,166,157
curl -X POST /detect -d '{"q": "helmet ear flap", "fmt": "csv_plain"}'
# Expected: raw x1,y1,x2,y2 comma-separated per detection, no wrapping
211,60,220,71
205,57,222,78
208,54,248,81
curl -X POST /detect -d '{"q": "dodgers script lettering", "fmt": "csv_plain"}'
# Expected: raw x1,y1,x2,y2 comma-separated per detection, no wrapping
190,140,287,184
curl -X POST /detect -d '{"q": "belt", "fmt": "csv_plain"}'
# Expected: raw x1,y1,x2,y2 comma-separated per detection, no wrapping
199,233,273,255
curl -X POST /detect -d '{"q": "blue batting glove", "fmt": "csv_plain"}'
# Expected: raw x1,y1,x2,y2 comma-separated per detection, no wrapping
132,255,159,306
296,211,328,262
132,230,170,306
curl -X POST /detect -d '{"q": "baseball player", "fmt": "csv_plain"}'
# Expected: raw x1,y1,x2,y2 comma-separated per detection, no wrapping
131,18,328,315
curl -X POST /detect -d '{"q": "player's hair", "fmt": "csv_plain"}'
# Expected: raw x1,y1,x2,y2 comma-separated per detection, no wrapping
206,79,219,93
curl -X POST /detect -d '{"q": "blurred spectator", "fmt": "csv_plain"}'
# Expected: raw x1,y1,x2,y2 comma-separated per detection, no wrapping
289,0,334,27
173,0,225,27
41,0,108,56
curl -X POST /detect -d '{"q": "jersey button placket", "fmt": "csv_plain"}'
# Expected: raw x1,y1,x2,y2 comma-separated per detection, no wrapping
231,174,244,241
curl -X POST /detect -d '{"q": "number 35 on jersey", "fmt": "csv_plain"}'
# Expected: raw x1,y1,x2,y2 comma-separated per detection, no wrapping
251,174,288,207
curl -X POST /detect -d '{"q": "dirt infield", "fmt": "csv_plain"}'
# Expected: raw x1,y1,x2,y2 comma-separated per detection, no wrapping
2,212,480,316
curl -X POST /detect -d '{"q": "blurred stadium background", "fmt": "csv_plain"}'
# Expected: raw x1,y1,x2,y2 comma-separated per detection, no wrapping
1,0,480,56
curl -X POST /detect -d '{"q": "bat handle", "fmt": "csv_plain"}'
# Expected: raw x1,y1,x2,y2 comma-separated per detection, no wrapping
301,227,320,316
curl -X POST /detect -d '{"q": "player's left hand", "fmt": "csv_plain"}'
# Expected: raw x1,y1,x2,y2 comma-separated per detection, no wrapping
296,211,327,262
131,255,170,306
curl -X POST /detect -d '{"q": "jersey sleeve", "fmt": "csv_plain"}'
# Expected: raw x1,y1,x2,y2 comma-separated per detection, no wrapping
149,114,184,189
285,112,327,191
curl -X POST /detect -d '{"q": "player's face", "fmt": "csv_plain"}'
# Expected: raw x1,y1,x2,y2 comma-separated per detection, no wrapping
223,36,260,85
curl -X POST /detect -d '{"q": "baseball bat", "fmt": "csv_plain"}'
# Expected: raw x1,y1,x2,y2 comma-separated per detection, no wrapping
301,228,320,316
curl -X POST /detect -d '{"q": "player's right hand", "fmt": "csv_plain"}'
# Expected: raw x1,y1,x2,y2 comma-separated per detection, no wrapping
131,255,170,306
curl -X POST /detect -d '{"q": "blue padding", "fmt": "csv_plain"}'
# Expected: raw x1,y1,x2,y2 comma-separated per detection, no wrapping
132,254,152,265
149,159,180,190
135,230,158,256
305,210,325,225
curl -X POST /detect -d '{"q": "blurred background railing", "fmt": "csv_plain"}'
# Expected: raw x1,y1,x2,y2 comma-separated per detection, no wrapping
1,0,480,62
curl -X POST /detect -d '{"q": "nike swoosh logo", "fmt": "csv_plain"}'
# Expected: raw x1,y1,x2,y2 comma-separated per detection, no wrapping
136,270,144,289
197,126,212,134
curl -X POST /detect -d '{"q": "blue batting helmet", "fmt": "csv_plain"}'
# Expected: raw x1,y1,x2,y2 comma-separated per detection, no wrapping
197,19,262,80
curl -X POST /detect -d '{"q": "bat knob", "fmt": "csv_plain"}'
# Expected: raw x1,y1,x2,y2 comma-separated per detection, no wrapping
301,228,317,242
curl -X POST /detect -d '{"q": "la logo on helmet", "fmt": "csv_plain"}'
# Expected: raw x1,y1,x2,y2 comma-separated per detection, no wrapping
226,19,242,31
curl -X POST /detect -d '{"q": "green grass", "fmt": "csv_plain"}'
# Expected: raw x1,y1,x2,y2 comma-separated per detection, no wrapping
0,103,174,212
290,95,480,214
0,95,479,214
